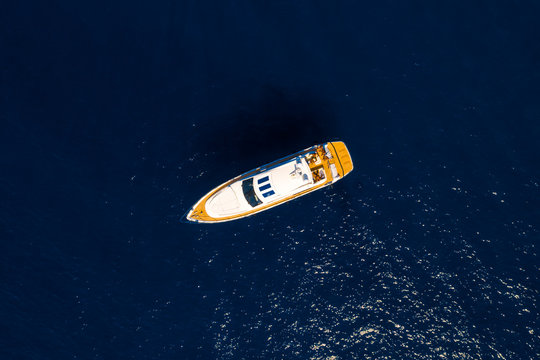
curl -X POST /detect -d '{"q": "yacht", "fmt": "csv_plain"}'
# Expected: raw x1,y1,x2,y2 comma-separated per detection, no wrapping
184,141,353,223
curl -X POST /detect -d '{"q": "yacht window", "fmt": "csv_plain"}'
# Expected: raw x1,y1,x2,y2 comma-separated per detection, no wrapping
259,183,271,191
257,176,269,184
262,190,275,198
242,179,262,207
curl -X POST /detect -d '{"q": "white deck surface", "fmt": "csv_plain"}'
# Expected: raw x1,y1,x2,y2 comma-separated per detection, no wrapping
205,183,252,218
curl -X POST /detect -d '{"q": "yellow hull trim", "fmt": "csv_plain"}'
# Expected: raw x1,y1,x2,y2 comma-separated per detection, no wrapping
328,141,354,177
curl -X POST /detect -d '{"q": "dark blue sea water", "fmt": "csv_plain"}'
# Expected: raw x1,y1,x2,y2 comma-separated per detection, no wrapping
2,1,539,359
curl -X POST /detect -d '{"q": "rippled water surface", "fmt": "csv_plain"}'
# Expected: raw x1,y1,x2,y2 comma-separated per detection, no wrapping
2,1,539,359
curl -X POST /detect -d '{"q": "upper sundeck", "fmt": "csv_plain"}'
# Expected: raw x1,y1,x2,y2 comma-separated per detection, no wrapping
251,157,313,203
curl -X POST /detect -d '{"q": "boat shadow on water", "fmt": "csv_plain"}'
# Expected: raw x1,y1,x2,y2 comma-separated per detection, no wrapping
194,88,340,169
